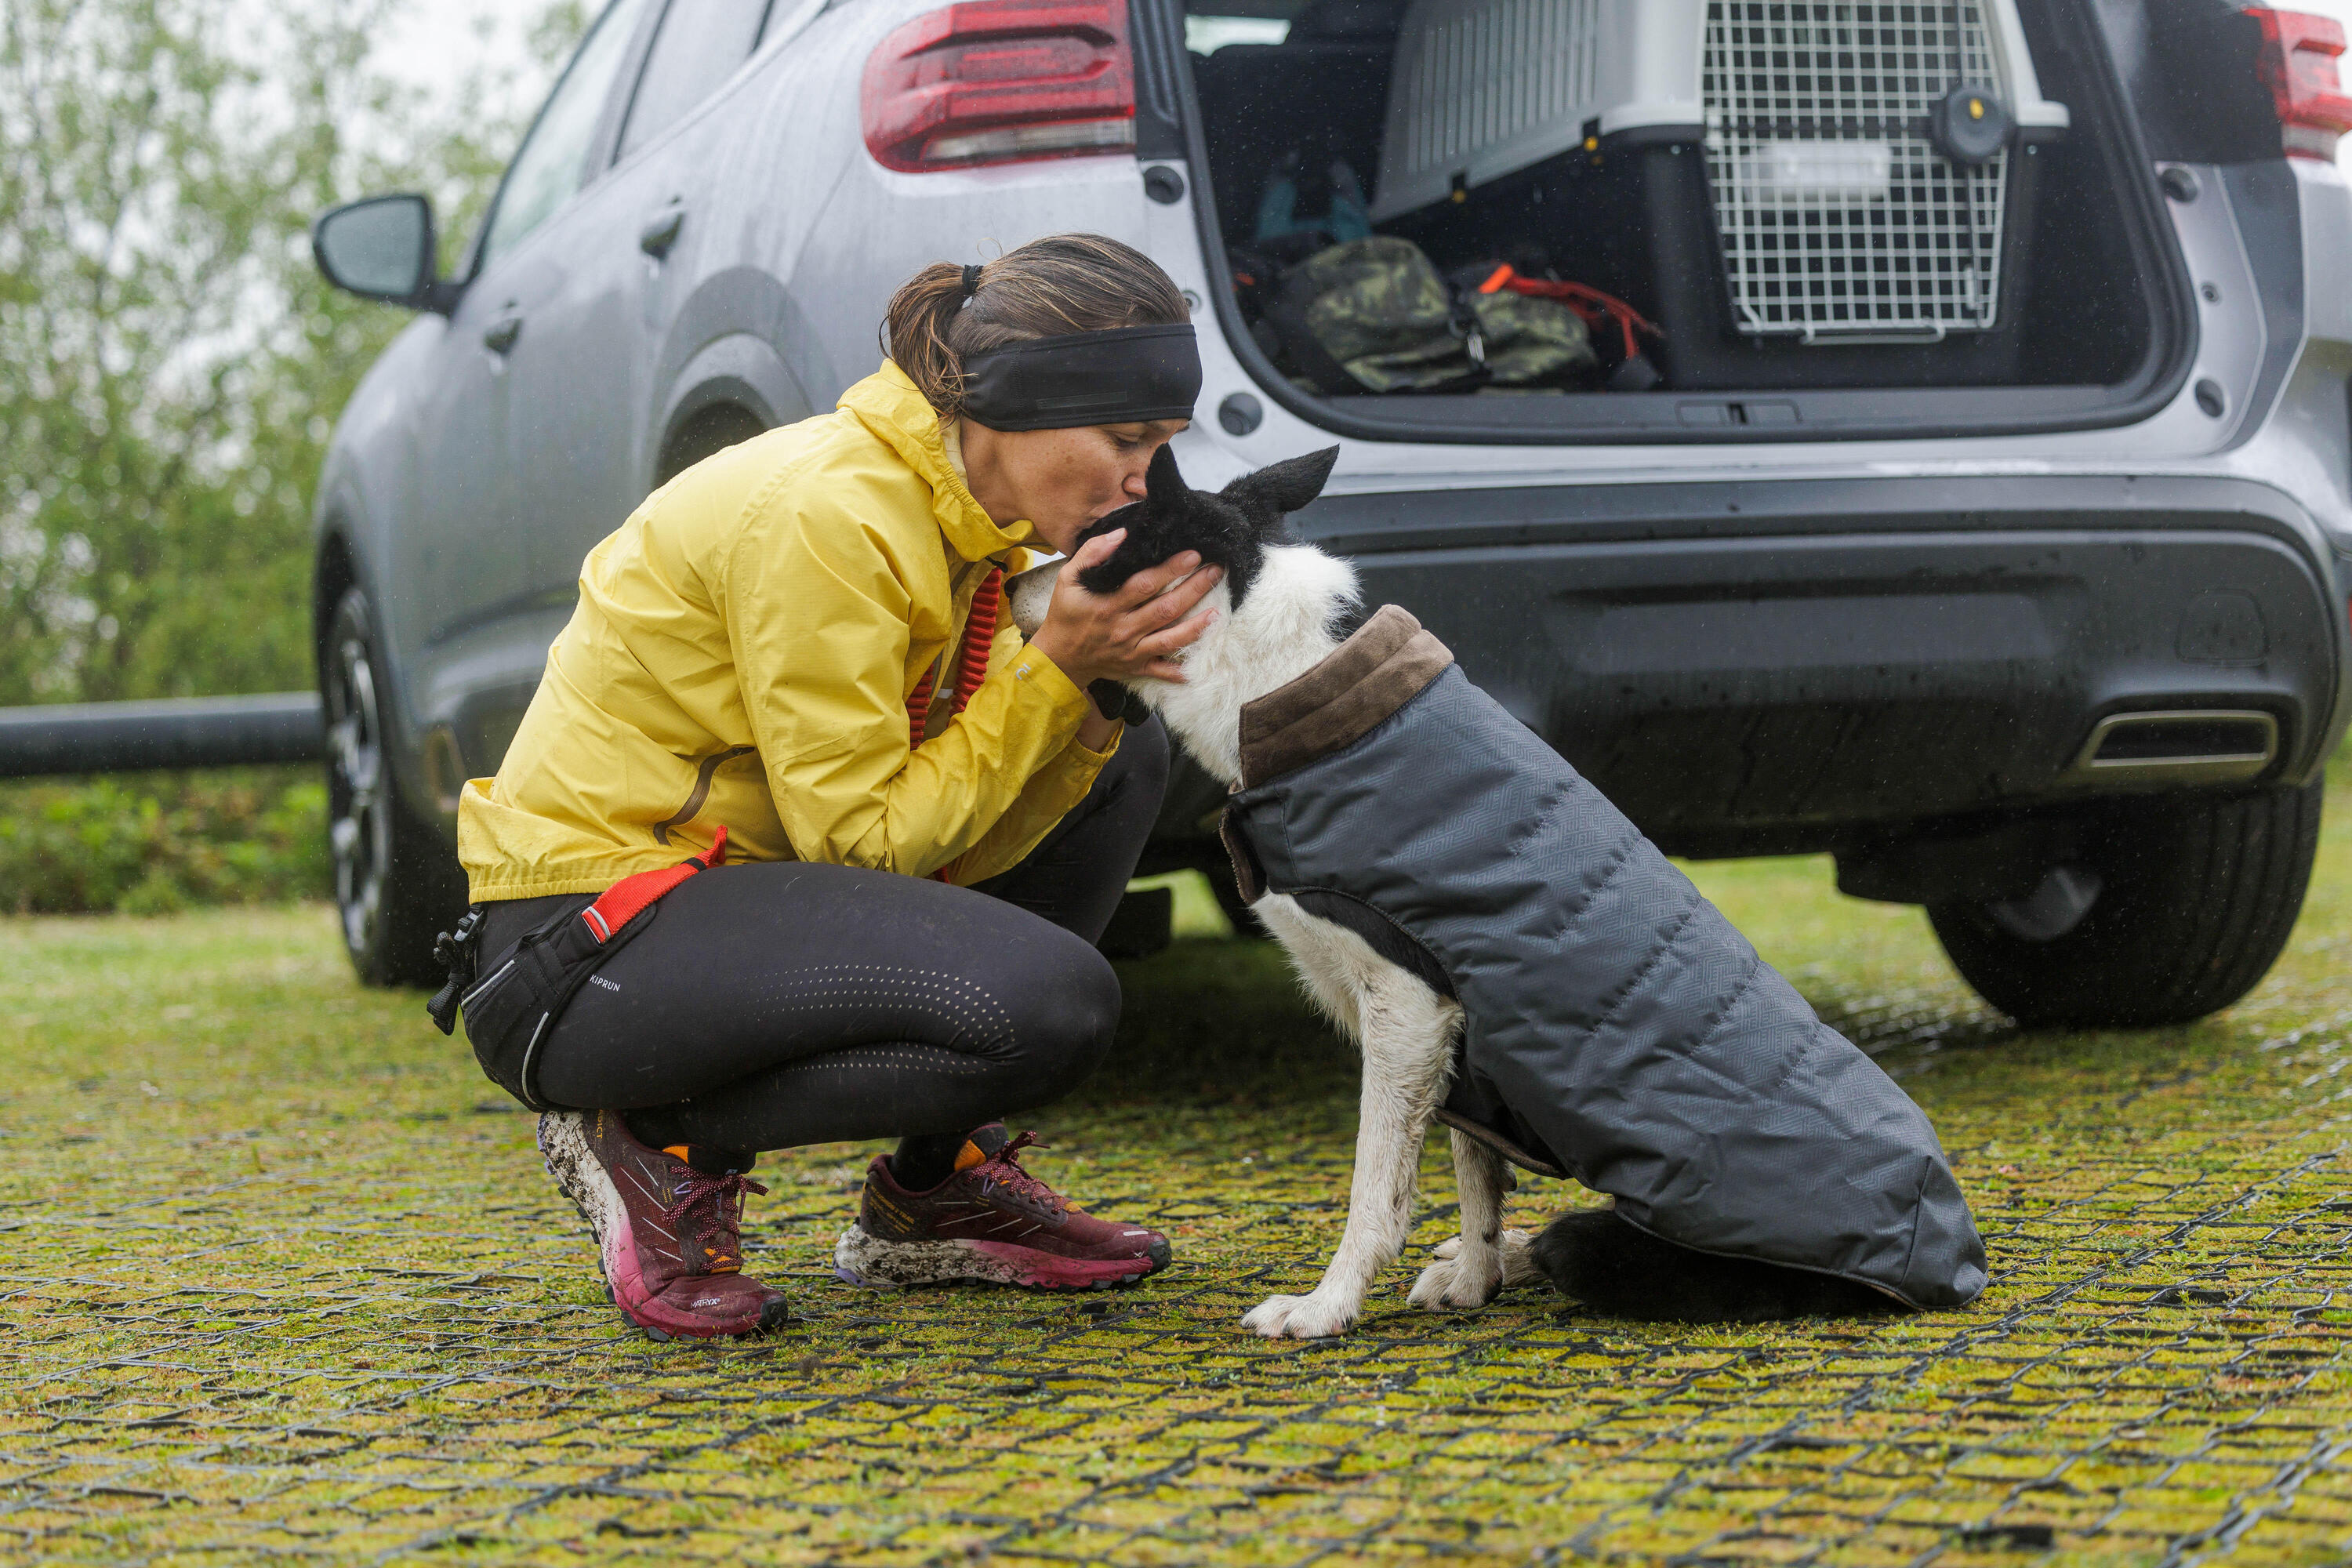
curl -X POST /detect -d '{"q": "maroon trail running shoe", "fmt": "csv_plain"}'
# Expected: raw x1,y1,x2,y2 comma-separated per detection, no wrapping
833,1124,1172,1290
538,1109,793,1340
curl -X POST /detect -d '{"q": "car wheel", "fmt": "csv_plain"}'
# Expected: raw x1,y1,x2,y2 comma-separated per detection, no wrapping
323,587,466,987
1927,780,2322,1029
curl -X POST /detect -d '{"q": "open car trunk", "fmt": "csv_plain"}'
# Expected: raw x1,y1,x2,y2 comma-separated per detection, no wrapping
1163,0,2194,441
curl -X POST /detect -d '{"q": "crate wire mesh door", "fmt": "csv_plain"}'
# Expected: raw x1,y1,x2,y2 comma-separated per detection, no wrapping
1703,2,2009,339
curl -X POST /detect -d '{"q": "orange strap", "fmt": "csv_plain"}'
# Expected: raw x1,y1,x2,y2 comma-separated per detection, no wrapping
905,566,1004,883
580,826,728,943
1479,264,1660,362
909,565,1003,744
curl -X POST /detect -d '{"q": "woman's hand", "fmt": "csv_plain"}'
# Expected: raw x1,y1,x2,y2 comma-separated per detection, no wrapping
1024,528,1223,693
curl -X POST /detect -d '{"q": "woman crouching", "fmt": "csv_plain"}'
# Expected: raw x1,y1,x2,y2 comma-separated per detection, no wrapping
440,234,1215,1338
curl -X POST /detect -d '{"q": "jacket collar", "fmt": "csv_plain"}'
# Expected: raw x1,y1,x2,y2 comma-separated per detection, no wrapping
1236,605,1455,788
839,361,1035,563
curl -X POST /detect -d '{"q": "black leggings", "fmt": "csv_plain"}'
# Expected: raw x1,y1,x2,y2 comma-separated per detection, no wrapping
476,720,1169,1159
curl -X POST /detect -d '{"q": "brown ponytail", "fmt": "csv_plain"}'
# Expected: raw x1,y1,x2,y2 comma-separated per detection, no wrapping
880,234,1190,417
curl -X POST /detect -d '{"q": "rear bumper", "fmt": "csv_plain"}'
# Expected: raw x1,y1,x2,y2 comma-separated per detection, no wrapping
1168,474,2349,858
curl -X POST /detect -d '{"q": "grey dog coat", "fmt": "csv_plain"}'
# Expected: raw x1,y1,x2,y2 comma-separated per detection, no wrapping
1219,607,1987,1309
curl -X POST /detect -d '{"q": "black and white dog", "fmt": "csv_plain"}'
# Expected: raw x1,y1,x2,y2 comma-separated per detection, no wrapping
1011,446,1986,1338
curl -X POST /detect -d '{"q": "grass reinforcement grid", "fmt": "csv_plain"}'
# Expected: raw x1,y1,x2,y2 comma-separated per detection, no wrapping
9,786,2352,1563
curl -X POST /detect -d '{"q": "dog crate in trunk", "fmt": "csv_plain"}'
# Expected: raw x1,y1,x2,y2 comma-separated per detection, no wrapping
1697,2,2067,342
1178,0,2177,429
1373,0,2069,384
1675,0,2070,387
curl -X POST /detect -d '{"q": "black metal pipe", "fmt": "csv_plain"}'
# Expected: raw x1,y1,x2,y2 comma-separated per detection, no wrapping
0,693,326,779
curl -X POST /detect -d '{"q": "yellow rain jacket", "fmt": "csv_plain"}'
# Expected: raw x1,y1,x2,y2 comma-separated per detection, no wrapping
456,362,1116,901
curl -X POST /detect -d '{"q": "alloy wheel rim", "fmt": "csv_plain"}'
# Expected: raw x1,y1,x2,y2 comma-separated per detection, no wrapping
328,632,390,960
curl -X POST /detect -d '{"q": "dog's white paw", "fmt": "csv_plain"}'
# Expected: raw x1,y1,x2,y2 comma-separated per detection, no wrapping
1409,1246,1504,1311
1423,1229,1543,1295
1240,1291,1359,1339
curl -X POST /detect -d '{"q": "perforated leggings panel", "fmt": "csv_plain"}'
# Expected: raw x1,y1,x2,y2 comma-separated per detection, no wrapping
474,719,1169,1155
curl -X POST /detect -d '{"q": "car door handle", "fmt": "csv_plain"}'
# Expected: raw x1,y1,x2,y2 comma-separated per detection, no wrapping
482,314,522,354
639,209,685,260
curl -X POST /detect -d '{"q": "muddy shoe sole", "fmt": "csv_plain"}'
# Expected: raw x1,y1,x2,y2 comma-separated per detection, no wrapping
833,1221,1163,1290
537,1111,791,1340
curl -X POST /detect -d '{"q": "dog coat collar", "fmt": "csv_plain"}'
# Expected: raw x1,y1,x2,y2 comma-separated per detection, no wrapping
1234,605,1454,789
1218,604,1453,913
959,325,1201,431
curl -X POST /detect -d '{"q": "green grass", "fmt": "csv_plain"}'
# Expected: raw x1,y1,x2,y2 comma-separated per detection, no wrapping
9,790,2352,1563
1127,869,1237,942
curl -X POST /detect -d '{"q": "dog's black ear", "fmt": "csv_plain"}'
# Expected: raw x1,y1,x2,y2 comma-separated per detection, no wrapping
1142,441,1188,513
1223,445,1339,524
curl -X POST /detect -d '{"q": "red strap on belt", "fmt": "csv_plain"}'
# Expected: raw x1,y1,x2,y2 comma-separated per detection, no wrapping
580,826,728,944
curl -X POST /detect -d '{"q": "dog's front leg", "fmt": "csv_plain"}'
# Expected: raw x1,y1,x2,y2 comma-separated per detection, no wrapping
1242,973,1456,1339
1410,1130,1509,1311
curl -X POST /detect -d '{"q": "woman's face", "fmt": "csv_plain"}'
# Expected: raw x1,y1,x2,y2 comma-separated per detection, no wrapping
959,416,1190,556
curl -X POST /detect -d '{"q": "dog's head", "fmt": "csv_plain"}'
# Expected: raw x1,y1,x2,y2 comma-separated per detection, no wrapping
1007,445,1357,779
1007,444,1340,638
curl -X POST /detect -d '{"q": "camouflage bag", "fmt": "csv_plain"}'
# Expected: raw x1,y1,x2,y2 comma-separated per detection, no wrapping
1264,236,1594,394
1469,288,1598,387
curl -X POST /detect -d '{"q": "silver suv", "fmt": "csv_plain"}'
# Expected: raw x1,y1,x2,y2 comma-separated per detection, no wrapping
312,0,2352,1027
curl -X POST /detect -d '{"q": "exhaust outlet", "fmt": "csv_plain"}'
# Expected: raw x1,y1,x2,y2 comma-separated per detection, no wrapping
2067,709,2278,785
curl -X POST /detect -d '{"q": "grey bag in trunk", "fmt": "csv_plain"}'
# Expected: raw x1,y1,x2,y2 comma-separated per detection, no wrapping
1220,607,1987,1309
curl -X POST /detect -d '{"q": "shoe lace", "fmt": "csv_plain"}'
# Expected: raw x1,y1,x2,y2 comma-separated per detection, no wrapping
662,1168,770,1272
974,1131,1065,1214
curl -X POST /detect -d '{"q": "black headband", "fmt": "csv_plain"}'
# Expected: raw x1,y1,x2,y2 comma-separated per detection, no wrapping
958,325,1202,432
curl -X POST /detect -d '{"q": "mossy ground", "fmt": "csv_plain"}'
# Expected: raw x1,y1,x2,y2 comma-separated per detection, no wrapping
9,788,2352,1564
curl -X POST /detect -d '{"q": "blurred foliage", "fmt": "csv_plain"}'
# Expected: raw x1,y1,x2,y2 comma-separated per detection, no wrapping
0,0,586,706
0,765,328,914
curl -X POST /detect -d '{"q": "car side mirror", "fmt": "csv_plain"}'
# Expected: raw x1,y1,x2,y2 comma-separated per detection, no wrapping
312,194,459,313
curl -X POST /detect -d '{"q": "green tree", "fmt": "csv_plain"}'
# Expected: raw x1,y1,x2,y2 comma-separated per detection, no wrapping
0,0,579,706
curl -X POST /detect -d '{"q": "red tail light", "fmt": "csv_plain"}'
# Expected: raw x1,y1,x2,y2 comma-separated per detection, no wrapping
862,0,1134,173
2249,8,2352,160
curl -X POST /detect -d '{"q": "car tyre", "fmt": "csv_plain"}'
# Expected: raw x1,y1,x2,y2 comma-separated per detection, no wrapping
1927,780,2322,1029
323,586,467,987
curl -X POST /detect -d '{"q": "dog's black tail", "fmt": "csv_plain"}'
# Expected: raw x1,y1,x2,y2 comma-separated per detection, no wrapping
1530,1208,1900,1323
